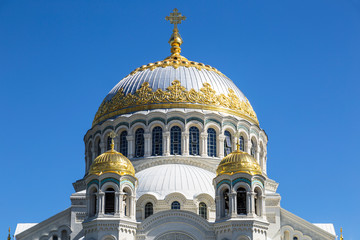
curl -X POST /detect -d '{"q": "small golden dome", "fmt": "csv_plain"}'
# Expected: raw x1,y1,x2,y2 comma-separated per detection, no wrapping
216,147,262,176
89,137,135,177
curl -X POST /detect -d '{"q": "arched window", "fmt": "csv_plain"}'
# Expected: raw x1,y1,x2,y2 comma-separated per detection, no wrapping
90,188,97,217
237,187,247,215
105,187,115,214
119,131,128,157
53,236,58,240
207,128,217,157
251,139,256,157
239,136,245,151
222,189,229,217
96,139,101,156
61,230,69,240
189,126,199,155
293,237,298,240
135,128,144,157
254,188,261,216
144,202,153,219
123,188,132,217
224,131,232,156
171,201,180,210
170,126,182,155
199,202,207,219
106,136,112,151
152,126,163,156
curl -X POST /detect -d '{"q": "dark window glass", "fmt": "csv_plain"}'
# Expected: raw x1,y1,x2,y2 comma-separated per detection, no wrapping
105,188,115,214
90,189,97,217
251,139,256,157
239,136,245,151
170,126,182,155
53,236,58,240
293,237,298,240
135,128,144,157
97,140,101,156
223,189,229,217
152,126,163,156
199,202,207,219
61,230,69,240
145,202,153,219
224,131,232,156
189,126,199,156
106,136,112,151
119,131,128,157
207,128,217,157
171,201,180,210
237,187,247,214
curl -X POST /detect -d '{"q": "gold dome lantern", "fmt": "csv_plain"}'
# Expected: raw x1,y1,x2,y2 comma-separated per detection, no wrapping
89,133,135,177
216,144,262,176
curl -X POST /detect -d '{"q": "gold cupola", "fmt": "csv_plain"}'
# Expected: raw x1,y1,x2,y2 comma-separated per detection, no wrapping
216,143,262,176
88,133,135,177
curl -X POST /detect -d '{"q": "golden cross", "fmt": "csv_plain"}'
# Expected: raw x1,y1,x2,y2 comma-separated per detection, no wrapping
109,131,117,150
165,8,186,30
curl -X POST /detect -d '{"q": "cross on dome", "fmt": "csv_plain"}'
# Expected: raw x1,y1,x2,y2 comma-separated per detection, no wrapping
109,131,117,150
165,8,186,30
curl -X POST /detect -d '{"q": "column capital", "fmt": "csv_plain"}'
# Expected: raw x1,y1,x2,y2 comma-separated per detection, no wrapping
144,133,151,139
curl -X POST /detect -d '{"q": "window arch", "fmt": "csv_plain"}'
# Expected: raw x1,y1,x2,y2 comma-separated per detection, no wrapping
144,202,153,219
152,126,163,156
61,230,69,240
170,126,182,155
207,128,217,157
251,139,256,157
199,202,207,219
239,136,245,151
224,130,232,156
89,188,97,217
106,136,112,151
135,128,144,157
171,201,180,210
189,126,200,155
237,187,247,215
105,187,115,214
119,131,128,157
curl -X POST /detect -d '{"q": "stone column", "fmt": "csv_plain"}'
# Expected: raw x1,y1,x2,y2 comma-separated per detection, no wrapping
115,192,120,216
86,194,90,217
130,196,136,219
247,139,251,154
229,191,237,217
100,142,106,154
215,195,221,220
163,131,170,156
246,192,251,216
144,133,151,157
182,132,189,156
98,191,105,216
200,132,208,157
218,134,225,158
126,135,134,158
256,145,260,163
261,195,266,218
232,136,237,151
119,192,125,217
249,191,256,216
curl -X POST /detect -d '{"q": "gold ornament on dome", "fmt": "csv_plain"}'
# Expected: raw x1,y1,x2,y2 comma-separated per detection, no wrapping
88,132,135,176
93,80,258,126
216,144,262,176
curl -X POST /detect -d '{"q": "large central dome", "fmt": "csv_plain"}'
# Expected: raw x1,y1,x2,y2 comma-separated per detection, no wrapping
92,20,258,127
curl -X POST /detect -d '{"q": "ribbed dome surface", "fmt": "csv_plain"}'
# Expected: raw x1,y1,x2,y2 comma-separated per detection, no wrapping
105,66,246,102
135,164,215,199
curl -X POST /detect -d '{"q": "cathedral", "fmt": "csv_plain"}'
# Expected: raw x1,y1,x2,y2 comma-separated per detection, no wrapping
15,9,337,240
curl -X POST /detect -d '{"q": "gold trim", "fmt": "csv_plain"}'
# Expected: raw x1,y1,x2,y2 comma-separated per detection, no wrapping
93,80,258,126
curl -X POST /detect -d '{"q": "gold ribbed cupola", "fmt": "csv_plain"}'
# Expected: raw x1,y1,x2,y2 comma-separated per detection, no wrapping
216,142,262,176
89,132,135,176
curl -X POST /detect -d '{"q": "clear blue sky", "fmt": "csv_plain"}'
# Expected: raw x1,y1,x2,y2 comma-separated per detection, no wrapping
1,0,359,239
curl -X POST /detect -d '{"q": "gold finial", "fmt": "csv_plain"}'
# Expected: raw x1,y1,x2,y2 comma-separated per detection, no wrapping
236,139,241,152
109,131,117,151
340,227,343,240
8,227,11,240
165,8,186,59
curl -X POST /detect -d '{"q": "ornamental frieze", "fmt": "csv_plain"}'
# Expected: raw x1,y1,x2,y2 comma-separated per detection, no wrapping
93,80,258,126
